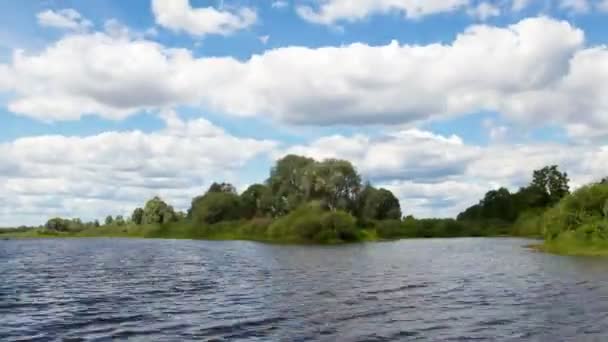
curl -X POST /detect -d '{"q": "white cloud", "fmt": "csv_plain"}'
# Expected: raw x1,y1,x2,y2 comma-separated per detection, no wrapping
0,112,276,226
271,1,288,9
282,129,608,217
560,0,590,13
37,9,92,31
4,17,608,138
258,35,270,44
151,0,256,36
296,0,468,25
468,2,501,20
0,64,13,91
283,129,478,182
512,0,531,11
598,0,608,11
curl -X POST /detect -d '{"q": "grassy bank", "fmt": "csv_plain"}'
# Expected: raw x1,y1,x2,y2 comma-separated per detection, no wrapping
0,220,380,244
1,217,515,244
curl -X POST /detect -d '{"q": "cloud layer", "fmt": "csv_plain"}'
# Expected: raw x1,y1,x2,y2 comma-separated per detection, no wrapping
152,0,256,36
0,113,276,226
36,9,92,31
282,129,608,217
296,0,468,24
4,16,608,137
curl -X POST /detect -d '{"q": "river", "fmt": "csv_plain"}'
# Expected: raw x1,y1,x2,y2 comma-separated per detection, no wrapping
1,238,608,341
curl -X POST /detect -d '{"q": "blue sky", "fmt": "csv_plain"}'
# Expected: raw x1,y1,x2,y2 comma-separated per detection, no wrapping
1,0,608,226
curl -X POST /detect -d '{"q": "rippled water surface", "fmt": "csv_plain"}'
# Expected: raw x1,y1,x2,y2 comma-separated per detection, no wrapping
2,238,608,341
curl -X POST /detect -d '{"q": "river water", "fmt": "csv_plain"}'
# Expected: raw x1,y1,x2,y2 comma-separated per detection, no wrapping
1,238,608,341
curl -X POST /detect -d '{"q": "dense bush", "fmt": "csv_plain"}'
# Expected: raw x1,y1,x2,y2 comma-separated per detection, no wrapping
142,197,177,224
267,203,359,243
542,183,608,241
191,192,243,225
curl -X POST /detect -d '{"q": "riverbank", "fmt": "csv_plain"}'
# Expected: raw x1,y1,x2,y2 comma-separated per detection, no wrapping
0,222,381,244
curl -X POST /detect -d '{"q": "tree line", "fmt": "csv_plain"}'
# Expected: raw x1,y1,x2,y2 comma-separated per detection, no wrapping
42,155,404,243
36,155,608,248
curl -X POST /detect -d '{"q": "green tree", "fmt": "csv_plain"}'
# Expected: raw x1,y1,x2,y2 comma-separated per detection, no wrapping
114,215,125,226
530,165,570,207
481,187,517,221
358,185,402,221
191,192,242,224
240,183,273,218
267,155,316,214
304,159,362,212
104,215,114,226
45,218,71,231
142,196,177,224
207,182,237,194
131,208,144,225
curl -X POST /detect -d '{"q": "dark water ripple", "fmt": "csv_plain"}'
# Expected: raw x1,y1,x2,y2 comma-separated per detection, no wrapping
2,238,608,341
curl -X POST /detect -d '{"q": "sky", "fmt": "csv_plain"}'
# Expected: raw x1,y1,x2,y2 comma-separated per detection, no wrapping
1,0,608,226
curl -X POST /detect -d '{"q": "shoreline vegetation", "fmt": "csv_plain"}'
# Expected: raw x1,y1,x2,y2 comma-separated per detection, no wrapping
2,155,608,256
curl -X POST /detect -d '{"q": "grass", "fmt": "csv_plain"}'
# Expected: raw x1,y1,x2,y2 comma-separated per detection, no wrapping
0,221,382,245
535,231,608,256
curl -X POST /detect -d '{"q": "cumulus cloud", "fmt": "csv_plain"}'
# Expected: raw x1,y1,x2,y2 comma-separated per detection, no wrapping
3,17,608,137
151,0,256,36
560,0,590,13
467,2,501,20
0,112,276,226
283,129,478,182
36,9,92,31
258,35,270,44
271,1,289,9
281,129,608,217
512,0,531,11
296,0,468,25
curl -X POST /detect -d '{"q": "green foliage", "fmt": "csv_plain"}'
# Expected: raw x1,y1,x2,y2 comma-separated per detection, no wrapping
304,159,362,212
191,192,243,225
531,165,570,207
358,185,402,222
511,209,544,237
114,215,126,226
267,203,359,243
142,196,177,224
45,218,72,232
265,155,367,216
131,208,144,225
240,184,273,219
541,183,608,241
267,155,316,215
45,217,99,232
207,182,237,194
457,165,571,238
104,215,114,226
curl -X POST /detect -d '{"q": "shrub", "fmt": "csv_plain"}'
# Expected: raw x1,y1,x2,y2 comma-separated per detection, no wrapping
267,203,360,243
542,183,608,242
191,192,243,225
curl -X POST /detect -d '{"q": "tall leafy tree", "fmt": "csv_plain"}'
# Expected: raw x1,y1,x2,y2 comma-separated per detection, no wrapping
530,165,570,207
131,208,144,225
207,182,237,194
240,183,273,218
267,155,315,214
358,185,402,221
142,196,177,224
104,215,114,226
191,192,242,224
304,159,362,212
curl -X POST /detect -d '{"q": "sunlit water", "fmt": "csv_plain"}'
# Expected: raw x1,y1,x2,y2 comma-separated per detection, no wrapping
2,238,608,341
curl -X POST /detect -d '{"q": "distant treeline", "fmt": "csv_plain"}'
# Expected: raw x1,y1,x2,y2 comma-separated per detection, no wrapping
9,155,608,250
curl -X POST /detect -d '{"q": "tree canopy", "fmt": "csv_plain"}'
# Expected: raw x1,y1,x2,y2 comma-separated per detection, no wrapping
458,165,570,226
142,196,177,224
